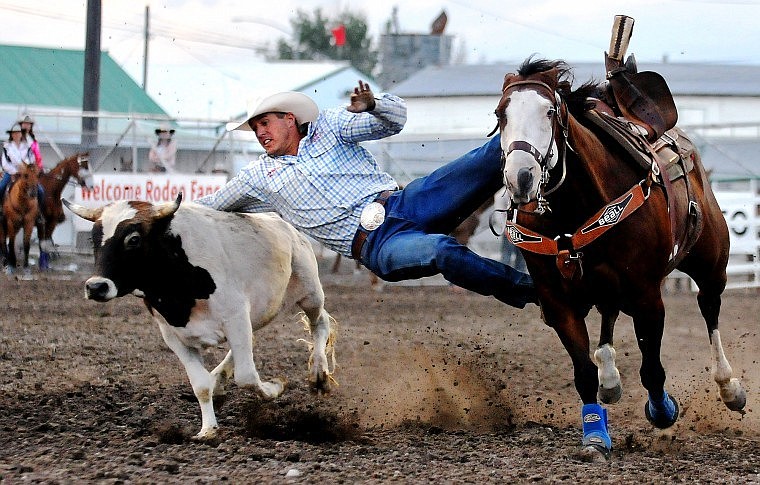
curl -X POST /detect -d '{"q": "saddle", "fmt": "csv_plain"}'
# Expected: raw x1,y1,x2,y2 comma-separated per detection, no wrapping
604,53,678,141
584,104,703,272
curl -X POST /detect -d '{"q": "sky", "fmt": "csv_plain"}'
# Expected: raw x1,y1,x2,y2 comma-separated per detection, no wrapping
3,0,760,120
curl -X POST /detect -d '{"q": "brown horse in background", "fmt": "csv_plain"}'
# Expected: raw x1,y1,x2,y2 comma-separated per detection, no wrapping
0,163,40,273
37,153,93,268
496,58,746,459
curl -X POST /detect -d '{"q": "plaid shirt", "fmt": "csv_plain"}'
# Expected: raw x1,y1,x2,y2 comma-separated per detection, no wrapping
195,93,406,256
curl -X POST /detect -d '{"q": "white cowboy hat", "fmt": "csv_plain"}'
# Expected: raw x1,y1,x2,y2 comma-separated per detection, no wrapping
6,122,22,133
227,91,319,132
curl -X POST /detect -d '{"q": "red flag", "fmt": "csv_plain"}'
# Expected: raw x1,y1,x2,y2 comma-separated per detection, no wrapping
331,24,346,47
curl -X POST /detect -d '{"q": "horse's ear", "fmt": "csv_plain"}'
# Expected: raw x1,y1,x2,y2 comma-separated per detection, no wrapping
537,67,560,90
557,80,572,95
502,73,517,92
62,198,103,222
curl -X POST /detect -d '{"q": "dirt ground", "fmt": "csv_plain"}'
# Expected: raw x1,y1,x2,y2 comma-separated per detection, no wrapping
0,253,758,484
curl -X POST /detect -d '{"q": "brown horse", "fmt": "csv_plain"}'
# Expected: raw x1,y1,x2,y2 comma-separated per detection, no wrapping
0,162,41,272
37,153,93,268
495,58,745,459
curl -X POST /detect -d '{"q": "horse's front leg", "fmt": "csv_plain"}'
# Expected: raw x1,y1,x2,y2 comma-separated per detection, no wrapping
594,308,622,404
630,293,679,429
22,223,34,269
6,224,18,270
0,224,7,268
546,307,611,460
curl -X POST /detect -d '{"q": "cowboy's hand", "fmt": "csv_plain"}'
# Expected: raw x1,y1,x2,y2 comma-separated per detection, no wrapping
347,80,376,113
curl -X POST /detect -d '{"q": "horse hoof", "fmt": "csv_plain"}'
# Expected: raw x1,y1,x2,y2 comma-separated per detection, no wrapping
724,391,747,414
721,379,747,413
578,443,611,462
645,393,680,429
598,384,622,404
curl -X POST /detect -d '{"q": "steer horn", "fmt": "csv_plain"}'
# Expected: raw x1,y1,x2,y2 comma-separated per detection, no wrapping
62,198,103,222
152,192,183,219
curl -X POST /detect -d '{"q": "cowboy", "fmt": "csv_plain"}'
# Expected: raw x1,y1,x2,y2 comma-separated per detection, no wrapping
17,114,43,172
0,122,45,221
148,123,177,172
195,81,536,308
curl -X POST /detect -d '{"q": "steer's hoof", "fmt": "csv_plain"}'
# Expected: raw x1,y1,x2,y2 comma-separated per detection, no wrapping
309,371,338,394
192,427,218,441
259,378,287,399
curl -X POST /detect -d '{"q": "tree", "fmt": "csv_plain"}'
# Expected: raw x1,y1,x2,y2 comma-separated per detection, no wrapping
271,8,378,78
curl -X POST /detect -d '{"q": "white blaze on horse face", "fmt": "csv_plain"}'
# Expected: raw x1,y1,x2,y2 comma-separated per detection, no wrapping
100,202,138,246
500,90,558,203
80,169,95,190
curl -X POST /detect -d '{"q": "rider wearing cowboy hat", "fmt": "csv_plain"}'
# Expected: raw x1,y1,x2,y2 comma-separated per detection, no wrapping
17,114,43,172
0,122,45,223
196,82,536,309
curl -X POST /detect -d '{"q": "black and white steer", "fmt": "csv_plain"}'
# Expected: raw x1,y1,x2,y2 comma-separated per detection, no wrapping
63,194,337,440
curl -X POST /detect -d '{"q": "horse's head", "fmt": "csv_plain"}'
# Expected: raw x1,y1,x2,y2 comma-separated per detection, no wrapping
495,59,572,205
74,153,94,189
14,162,39,198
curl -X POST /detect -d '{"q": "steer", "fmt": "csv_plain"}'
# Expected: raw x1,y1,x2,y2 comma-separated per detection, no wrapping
63,194,337,440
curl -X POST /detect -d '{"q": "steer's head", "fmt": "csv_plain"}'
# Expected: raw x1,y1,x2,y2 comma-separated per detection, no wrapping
63,194,183,301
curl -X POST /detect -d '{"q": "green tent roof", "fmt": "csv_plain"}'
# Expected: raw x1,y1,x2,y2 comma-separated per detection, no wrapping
0,44,167,115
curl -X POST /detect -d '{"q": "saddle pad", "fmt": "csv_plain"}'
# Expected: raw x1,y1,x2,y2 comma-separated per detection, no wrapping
584,109,694,182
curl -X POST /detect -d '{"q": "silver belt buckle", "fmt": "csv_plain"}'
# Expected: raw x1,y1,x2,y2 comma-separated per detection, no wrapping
360,202,386,231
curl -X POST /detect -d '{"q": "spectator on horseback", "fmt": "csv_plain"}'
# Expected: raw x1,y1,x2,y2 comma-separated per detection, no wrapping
18,114,43,173
148,123,177,173
196,81,536,309
0,122,45,219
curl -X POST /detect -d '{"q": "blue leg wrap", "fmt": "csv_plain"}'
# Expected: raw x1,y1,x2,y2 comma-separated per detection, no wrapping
646,390,679,428
39,251,49,270
581,403,611,450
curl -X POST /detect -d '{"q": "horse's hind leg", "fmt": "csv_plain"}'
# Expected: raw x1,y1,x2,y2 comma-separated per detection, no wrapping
594,309,622,404
690,267,746,412
679,202,746,413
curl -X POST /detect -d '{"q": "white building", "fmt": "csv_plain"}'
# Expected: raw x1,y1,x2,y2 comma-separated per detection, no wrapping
373,61,760,182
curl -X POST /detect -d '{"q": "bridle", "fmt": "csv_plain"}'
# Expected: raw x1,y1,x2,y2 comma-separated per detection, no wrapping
496,79,571,214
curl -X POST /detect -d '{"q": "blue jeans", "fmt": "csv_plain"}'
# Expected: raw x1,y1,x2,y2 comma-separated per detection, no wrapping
359,136,536,308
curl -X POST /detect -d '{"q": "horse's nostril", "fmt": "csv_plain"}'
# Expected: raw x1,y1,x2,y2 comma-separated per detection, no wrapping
517,167,534,194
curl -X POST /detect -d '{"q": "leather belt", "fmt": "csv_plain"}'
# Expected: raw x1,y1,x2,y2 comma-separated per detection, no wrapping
351,190,393,260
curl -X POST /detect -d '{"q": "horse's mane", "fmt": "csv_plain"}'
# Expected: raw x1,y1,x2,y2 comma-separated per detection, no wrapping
517,57,605,116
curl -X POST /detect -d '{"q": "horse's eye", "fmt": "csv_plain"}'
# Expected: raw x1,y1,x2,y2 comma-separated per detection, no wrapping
547,107,556,119
124,232,141,250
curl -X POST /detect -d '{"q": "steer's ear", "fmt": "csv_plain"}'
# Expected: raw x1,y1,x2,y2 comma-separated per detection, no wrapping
62,198,103,222
153,192,182,220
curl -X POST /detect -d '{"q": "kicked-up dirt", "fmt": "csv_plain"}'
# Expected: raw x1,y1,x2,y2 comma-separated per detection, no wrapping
0,257,758,483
